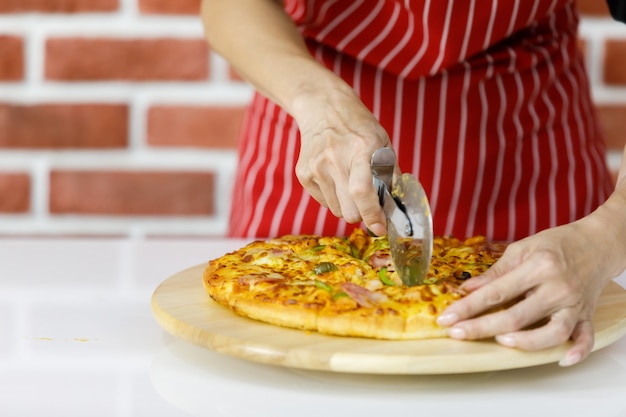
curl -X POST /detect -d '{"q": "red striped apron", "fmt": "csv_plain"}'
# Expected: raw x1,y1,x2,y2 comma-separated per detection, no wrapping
228,0,613,240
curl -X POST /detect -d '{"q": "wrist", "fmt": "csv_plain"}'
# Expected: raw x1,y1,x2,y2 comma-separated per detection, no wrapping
287,70,357,122
584,196,626,279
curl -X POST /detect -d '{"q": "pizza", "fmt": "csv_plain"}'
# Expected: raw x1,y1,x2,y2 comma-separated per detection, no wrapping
202,228,506,340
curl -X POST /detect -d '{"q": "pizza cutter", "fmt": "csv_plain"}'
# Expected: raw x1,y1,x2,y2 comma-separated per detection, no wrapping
371,148,433,286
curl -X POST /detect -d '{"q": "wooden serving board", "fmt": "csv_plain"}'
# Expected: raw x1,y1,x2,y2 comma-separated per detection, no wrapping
151,264,626,375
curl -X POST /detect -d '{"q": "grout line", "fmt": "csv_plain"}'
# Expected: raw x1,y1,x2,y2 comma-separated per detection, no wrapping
586,32,606,89
0,83,253,104
24,27,41,85
118,0,138,18
129,94,147,152
31,156,50,222
0,15,205,37
590,86,626,104
608,150,624,171
210,52,231,83
215,161,237,221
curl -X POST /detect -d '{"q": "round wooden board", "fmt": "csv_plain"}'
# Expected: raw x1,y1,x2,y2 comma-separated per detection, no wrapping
151,264,626,375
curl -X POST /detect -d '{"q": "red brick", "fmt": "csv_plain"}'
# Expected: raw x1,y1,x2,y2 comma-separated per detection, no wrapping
0,173,30,213
49,171,214,215
138,0,200,15
147,105,246,148
596,104,626,151
0,36,24,81
604,39,626,86
576,0,611,16
45,38,209,82
0,104,128,149
0,0,118,12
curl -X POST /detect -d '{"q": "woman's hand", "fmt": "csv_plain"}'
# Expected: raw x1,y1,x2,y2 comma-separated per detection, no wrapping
437,212,626,366
291,83,391,236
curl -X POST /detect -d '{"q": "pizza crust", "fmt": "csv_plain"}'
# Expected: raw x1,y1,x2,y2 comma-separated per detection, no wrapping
230,298,318,331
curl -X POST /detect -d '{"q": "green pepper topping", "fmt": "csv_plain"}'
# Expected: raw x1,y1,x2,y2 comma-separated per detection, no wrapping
350,244,360,259
378,267,395,286
314,280,333,292
311,245,326,252
314,261,337,275
332,291,349,300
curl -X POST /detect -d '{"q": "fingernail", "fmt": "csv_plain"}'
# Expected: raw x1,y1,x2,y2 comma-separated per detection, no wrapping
559,352,582,367
496,334,516,348
437,313,458,326
448,327,466,339
369,223,386,236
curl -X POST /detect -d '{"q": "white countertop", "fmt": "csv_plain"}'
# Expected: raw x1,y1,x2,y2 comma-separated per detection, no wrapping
1,237,625,417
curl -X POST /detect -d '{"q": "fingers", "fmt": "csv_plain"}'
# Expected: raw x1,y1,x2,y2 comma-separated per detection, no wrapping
490,308,579,350
458,261,507,292
439,259,536,325
440,288,555,342
305,170,345,219
439,258,569,340
443,293,595,365
494,315,595,367
296,138,391,231
298,154,383,226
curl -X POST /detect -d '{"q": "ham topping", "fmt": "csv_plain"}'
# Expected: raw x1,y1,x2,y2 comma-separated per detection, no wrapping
238,273,285,286
340,282,388,308
368,250,394,270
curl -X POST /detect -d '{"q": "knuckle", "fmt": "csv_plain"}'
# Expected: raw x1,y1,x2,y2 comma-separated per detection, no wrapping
295,164,310,183
343,213,362,224
349,181,372,201
444,299,474,321
532,249,567,275
307,158,326,178
338,201,362,224
553,284,580,306
484,286,506,306
551,319,573,342
306,159,326,178
461,321,493,340
506,312,527,330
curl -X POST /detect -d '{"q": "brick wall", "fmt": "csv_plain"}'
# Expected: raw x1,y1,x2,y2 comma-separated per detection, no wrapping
0,0,249,236
0,0,624,237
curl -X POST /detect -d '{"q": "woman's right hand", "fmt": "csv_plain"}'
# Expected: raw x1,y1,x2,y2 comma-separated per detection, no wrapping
291,82,392,236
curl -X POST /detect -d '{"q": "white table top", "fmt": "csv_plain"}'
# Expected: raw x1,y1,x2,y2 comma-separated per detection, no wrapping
1,237,625,417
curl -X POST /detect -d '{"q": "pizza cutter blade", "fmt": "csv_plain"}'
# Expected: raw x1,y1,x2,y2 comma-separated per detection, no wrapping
371,148,433,286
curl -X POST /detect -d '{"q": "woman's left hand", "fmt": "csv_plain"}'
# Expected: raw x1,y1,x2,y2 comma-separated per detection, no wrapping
437,215,624,366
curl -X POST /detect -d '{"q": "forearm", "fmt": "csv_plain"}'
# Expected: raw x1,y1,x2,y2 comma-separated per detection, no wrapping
200,0,350,118
586,144,626,279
